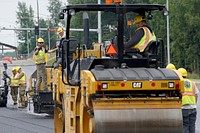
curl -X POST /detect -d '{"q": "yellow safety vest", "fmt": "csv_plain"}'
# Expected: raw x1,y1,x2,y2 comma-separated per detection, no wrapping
10,74,19,87
35,46,46,64
133,27,156,52
19,71,27,84
182,79,196,105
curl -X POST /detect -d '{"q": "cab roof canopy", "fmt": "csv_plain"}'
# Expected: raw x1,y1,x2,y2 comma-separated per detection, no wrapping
61,4,166,61
61,4,166,14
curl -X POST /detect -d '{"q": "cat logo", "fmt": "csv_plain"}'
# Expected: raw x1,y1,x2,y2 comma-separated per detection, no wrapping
132,82,142,88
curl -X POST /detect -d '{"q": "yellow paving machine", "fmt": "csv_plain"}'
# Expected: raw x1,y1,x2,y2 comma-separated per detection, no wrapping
52,2,184,133
28,67,54,114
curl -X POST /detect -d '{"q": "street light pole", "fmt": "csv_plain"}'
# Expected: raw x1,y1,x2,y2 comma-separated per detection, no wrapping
166,0,170,64
26,30,29,57
98,0,102,43
37,0,40,37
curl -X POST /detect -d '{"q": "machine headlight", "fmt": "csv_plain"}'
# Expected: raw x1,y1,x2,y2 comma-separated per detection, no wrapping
102,83,108,89
168,82,174,88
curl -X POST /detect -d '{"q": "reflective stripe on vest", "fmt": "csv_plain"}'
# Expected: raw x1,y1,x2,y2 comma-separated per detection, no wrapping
35,47,46,64
182,79,196,105
10,75,19,86
19,71,26,84
133,27,156,52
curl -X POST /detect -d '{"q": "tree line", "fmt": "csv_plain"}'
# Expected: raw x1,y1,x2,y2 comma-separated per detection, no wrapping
16,0,200,76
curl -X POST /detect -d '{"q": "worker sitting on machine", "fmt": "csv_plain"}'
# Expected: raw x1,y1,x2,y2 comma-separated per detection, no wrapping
124,15,156,58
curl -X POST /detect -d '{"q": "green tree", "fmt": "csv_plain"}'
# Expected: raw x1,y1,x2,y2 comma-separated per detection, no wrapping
16,2,35,55
169,0,200,75
47,0,63,48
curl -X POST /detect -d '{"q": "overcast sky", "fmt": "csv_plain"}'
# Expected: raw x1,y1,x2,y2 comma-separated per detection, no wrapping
0,0,67,47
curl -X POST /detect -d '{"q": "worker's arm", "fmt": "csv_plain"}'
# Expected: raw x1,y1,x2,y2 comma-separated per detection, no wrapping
193,82,199,103
34,47,41,55
13,72,24,80
124,28,144,49
48,47,58,53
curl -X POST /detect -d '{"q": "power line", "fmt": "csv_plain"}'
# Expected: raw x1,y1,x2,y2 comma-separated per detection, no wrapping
0,27,98,32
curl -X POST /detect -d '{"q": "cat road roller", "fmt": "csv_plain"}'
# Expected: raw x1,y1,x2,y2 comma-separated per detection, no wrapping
53,2,184,133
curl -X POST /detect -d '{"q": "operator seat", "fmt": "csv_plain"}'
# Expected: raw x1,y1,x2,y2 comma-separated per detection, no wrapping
124,40,159,67
142,41,160,68
143,41,159,57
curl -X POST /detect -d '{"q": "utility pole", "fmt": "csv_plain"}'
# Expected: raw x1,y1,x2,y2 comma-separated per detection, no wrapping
26,25,30,57
98,0,102,43
37,0,40,40
47,16,51,49
166,0,170,64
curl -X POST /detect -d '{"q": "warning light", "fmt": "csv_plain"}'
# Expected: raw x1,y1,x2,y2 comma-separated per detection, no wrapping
175,81,180,90
121,82,125,87
106,44,117,55
114,0,122,3
106,0,112,4
127,20,132,26
97,82,102,91
151,82,156,87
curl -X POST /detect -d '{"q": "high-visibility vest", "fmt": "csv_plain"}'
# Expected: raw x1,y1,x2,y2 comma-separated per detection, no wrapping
35,46,46,64
133,27,156,52
182,79,196,105
19,71,27,84
10,74,19,87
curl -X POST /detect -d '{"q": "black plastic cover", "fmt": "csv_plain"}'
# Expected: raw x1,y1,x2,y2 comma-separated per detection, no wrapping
91,68,180,81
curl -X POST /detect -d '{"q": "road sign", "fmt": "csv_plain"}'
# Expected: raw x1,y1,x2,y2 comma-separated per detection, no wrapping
47,28,57,32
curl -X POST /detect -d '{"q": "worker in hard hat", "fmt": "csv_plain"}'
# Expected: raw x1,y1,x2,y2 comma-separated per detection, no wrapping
53,27,66,68
44,27,65,55
178,68,199,133
34,38,48,92
14,66,28,108
9,67,19,105
57,27,65,39
124,15,156,53
166,63,176,70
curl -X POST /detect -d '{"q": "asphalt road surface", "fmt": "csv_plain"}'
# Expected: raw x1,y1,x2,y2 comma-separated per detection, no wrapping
1,65,200,133
0,108,54,133
0,65,54,133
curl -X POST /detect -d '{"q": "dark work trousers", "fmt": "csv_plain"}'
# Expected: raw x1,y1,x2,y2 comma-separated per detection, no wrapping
182,108,197,133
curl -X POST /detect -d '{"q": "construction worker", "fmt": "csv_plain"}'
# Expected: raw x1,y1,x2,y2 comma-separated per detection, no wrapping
9,67,19,105
124,15,156,53
14,66,28,108
57,27,65,39
53,27,66,68
34,38,48,92
178,68,199,133
166,63,176,70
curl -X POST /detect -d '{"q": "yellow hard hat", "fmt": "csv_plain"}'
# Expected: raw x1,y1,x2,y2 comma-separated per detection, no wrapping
133,15,146,24
166,63,176,70
178,68,187,77
15,66,21,72
37,38,44,43
12,67,16,71
57,27,63,33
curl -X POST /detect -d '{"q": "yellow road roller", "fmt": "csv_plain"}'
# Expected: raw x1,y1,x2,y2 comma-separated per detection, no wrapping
53,2,184,133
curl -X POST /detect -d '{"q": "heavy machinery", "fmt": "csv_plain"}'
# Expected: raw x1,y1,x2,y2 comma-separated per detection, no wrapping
52,2,184,133
28,67,54,114
0,63,10,107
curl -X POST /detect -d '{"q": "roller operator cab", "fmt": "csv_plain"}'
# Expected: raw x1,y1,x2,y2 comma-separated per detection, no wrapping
53,3,184,133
